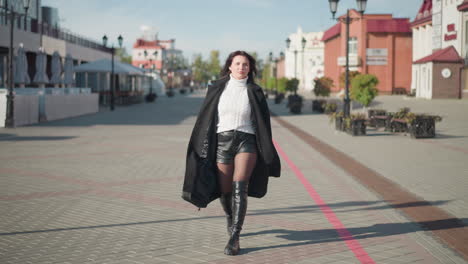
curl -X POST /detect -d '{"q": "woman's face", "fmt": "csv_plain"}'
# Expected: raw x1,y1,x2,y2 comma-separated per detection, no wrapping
229,55,250,80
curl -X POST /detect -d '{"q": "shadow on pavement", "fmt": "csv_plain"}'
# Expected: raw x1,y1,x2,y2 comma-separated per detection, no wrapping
0,136,77,141
241,218,467,255
28,95,206,127
0,200,452,236
249,200,451,216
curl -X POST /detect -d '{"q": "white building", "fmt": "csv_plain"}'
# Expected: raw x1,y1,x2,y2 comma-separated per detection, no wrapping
411,0,466,99
411,0,434,98
285,27,324,93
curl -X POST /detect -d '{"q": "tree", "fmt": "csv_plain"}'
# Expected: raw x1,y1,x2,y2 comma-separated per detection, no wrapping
339,70,361,89
277,77,288,93
350,74,379,107
207,50,221,79
313,76,334,97
261,63,272,88
266,77,276,91
250,51,264,82
191,54,210,85
285,78,299,95
115,48,132,64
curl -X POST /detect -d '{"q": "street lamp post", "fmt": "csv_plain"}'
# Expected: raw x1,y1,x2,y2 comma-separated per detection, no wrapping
328,0,367,118
5,0,30,128
286,37,306,95
268,52,279,94
102,34,123,111
23,0,30,31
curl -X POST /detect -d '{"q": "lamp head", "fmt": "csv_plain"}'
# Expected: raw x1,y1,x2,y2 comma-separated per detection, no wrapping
117,35,123,48
285,38,291,49
102,35,108,47
329,0,339,19
23,0,31,9
356,0,367,14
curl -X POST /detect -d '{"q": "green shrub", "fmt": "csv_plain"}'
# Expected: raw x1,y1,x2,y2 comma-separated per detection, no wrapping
339,71,361,89
277,77,288,93
313,76,333,97
350,74,379,107
285,78,299,95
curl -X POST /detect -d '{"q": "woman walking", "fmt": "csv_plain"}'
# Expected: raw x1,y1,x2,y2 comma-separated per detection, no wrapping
182,50,281,255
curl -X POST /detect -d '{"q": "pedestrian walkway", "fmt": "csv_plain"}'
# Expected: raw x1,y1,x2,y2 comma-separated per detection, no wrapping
0,92,466,263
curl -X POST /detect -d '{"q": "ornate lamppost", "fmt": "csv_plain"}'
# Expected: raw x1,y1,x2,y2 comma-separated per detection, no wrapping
4,0,31,128
269,52,279,95
286,37,306,95
102,34,123,111
328,0,367,117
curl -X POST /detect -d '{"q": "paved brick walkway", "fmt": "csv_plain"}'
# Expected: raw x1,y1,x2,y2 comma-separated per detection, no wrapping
0,91,466,263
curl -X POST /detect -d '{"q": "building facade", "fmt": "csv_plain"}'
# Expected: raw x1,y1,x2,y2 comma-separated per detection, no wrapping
0,0,111,88
131,29,184,89
322,10,413,95
411,0,466,99
411,0,434,98
285,27,324,93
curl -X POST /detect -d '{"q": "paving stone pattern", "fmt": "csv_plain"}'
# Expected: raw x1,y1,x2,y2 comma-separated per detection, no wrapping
0,91,466,263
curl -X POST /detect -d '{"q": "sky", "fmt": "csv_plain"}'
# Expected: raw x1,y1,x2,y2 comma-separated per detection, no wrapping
41,0,422,62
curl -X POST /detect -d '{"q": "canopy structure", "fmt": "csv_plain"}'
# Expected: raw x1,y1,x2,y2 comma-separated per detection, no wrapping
74,59,155,104
14,45,30,86
74,59,145,75
33,49,49,87
50,51,63,86
63,54,74,87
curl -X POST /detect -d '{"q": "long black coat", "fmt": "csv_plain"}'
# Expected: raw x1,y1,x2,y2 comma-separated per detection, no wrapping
182,76,281,208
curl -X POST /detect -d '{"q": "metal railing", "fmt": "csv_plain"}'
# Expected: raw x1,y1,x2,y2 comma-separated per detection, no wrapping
0,9,110,53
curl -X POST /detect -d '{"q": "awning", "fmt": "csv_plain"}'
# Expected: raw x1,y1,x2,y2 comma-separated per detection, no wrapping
74,59,145,75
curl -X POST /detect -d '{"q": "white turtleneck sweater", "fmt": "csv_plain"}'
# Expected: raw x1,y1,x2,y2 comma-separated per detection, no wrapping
216,75,255,134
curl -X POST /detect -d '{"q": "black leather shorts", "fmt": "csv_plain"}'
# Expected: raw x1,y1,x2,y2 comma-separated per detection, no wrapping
216,130,257,164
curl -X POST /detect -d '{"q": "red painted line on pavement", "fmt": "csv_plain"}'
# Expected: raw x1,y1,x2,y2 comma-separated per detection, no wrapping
422,139,468,155
273,140,375,264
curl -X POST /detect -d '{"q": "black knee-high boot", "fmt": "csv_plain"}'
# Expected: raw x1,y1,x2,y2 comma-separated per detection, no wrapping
224,181,248,256
219,193,232,235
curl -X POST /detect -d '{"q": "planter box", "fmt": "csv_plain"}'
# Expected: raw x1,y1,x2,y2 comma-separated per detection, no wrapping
390,119,408,133
346,119,367,136
335,116,344,131
312,100,326,113
288,95,303,114
274,93,284,104
289,103,302,114
409,117,436,138
368,109,387,127
145,93,157,102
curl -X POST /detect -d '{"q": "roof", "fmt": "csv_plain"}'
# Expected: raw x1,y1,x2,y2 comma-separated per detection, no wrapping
458,0,468,11
322,23,341,42
367,19,411,33
133,38,174,48
74,59,145,75
411,0,432,26
414,46,463,64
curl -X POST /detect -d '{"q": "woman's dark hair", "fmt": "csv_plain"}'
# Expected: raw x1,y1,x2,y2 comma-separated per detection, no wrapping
220,50,257,81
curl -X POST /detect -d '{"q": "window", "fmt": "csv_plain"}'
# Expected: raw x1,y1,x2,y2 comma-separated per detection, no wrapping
349,37,358,55
465,20,468,59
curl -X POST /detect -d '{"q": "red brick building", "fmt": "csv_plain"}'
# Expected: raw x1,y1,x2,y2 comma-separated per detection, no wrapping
322,10,413,94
